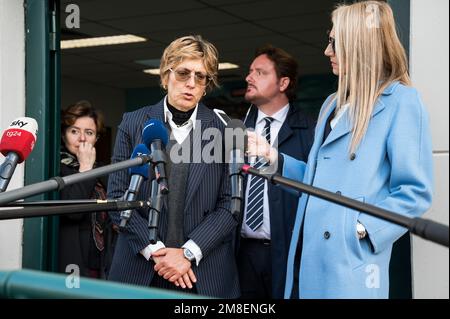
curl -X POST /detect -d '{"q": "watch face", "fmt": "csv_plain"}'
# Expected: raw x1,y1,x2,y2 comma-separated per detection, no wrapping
184,249,194,261
356,223,365,232
356,223,367,239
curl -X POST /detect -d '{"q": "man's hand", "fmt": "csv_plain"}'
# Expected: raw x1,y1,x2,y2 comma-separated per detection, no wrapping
175,269,197,289
152,253,188,289
152,255,164,264
152,248,197,289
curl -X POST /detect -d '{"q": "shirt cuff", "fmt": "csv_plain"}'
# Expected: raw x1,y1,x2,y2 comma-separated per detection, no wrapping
140,241,165,261
182,239,203,266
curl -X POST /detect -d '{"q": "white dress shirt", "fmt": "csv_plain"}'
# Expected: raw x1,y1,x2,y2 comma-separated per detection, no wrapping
163,96,199,144
241,103,290,240
330,103,349,129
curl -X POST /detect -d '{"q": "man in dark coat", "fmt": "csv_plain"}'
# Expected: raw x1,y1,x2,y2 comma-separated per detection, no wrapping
237,45,315,298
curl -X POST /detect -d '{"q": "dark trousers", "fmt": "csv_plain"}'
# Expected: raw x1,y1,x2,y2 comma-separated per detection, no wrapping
237,238,272,299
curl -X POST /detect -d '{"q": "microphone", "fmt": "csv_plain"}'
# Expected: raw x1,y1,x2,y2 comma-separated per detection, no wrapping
119,144,151,229
142,119,169,194
225,119,247,216
0,117,38,192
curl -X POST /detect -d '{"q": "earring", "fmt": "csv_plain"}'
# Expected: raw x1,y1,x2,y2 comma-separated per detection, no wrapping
163,85,167,90
203,91,206,97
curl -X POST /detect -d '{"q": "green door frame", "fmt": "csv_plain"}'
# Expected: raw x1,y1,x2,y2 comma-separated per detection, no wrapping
22,0,60,272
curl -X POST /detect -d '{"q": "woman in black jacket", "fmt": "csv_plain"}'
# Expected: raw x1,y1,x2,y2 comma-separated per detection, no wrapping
59,100,116,279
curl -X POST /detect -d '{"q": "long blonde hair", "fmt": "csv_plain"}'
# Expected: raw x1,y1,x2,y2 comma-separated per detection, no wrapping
331,1,411,153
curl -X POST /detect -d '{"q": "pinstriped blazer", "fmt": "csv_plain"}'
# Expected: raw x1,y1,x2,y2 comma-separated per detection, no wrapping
107,98,240,298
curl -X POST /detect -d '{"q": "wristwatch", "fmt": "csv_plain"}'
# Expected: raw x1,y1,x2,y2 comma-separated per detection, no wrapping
183,248,195,262
356,221,367,240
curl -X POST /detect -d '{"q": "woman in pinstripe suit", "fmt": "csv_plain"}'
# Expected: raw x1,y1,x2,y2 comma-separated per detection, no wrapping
107,35,240,298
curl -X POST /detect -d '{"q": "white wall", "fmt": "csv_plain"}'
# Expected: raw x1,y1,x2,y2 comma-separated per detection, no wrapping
0,0,25,270
410,0,449,299
61,76,126,152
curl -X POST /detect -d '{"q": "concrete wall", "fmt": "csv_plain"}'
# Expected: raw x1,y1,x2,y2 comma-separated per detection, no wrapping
410,0,449,299
0,0,25,270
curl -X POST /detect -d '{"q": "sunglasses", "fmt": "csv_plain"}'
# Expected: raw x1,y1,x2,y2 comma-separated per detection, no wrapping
169,68,211,86
328,36,336,53
327,30,336,53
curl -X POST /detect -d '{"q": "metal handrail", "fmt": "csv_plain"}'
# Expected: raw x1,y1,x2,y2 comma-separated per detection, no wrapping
0,269,203,299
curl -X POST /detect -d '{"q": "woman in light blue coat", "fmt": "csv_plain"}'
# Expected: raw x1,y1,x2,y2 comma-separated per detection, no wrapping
247,1,433,298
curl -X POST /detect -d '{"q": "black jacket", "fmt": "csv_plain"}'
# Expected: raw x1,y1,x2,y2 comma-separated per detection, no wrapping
58,161,114,278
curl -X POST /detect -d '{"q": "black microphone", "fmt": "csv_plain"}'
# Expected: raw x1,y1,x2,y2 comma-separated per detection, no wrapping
0,117,38,192
119,144,151,229
142,119,169,194
225,119,248,216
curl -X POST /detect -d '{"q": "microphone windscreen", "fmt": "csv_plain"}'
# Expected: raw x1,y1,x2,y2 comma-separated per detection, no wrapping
142,119,169,147
128,143,150,178
0,117,38,163
225,119,247,155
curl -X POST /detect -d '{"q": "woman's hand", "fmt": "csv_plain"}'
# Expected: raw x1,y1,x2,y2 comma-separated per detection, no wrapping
152,248,196,288
77,142,96,172
247,131,278,164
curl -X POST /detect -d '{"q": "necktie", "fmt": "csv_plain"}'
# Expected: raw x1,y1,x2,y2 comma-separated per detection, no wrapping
245,117,273,231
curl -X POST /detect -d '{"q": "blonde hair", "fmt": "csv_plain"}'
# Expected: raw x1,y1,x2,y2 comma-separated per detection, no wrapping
330,1,411,153
159,35,219,92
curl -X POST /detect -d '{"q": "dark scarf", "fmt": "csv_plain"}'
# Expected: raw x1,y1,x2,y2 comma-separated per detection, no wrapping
60,147,107,252
167,100,195,126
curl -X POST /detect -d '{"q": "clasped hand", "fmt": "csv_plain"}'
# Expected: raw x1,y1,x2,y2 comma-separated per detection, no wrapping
152,248,197,289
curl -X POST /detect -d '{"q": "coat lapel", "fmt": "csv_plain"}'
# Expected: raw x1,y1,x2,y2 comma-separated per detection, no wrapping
145,98,165,123
275,105,309,147
321,109,352,148
302,100,336,184
184,103,215,209
321,95,387,148
315,99,337,148
244,104,257,129
131,98,166,146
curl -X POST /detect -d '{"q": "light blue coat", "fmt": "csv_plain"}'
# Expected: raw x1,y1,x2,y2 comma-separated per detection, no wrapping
283,82,434,299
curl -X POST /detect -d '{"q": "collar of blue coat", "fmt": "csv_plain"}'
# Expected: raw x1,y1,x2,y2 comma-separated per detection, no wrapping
326,80,401,120
371,81,401,116
319,81,401,148
381,81,400,95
